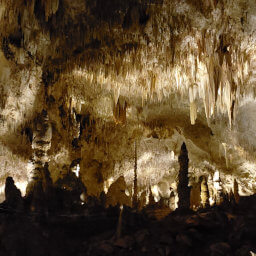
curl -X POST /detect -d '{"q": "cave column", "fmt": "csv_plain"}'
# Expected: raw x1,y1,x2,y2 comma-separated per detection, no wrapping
26,110,52,195
177,142,191,210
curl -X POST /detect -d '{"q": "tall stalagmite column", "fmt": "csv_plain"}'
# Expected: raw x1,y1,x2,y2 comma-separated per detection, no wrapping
26,110,52,196
132,140,138,208
177,142,190,210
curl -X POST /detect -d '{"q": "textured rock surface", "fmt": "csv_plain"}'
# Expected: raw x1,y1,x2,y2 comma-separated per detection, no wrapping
0,0,255,202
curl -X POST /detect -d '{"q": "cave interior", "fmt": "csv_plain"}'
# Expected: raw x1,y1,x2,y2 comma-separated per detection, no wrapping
0,0,256,255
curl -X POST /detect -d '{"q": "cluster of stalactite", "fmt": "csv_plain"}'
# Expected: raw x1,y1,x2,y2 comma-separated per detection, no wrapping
113,98,127,125
0,0,254,130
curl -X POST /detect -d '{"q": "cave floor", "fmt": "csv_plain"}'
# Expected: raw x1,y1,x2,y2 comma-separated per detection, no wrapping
0,197,255,256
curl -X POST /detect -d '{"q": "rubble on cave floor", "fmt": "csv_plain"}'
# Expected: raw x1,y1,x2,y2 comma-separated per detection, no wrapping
0,195,256,256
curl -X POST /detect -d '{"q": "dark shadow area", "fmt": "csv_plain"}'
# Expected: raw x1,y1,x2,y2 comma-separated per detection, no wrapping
0,186,256,256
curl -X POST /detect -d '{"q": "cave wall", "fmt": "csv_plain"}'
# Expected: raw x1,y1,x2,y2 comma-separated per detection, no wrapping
0,0,256,201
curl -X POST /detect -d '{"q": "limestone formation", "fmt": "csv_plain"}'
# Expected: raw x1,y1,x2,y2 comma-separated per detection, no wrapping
106,176,131,207
138,190,147,210
113,98,127,124
55,169,87,207
200,176,210,208
148,188,155,206
213,171,224,205
233,179,240,204
169,190,176,210
0,0,256,218
132,140,138,208
177,142,190,210
4,177,22,209
26,110,52,196
190,179,201,210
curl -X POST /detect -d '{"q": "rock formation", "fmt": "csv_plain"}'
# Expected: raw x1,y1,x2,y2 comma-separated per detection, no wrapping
177,142,190,210
0,0,256,254
54,168,87,209
190,178,201,210
26,110,52,196
233,179,240,204
200,176,210,208
106,176,131,207
213,171,224,205
132,140,138,208
4,176,22,209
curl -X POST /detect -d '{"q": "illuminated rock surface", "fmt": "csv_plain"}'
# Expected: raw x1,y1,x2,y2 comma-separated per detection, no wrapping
0,0,256,255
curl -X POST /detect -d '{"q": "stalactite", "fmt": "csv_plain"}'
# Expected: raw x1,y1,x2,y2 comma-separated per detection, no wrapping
190,101,197,125
177,142,190,210
113,98,127,124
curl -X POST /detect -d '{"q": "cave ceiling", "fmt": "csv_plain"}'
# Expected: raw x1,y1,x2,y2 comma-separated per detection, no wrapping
0,0,256,197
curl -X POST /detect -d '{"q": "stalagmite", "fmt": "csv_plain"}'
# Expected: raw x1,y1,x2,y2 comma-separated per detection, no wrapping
200,176,210,208
4,177,22,209
177,142,191,210
148,187,155,206
116,205,123,239
106,176,131,207
190,179,201,210
213,171,224,205
233,179,240,204
132,140,138,208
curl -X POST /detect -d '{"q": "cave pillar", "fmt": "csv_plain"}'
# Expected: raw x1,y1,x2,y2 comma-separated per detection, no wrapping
177,142,191,210
200,176,210,208
26,110,52,197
